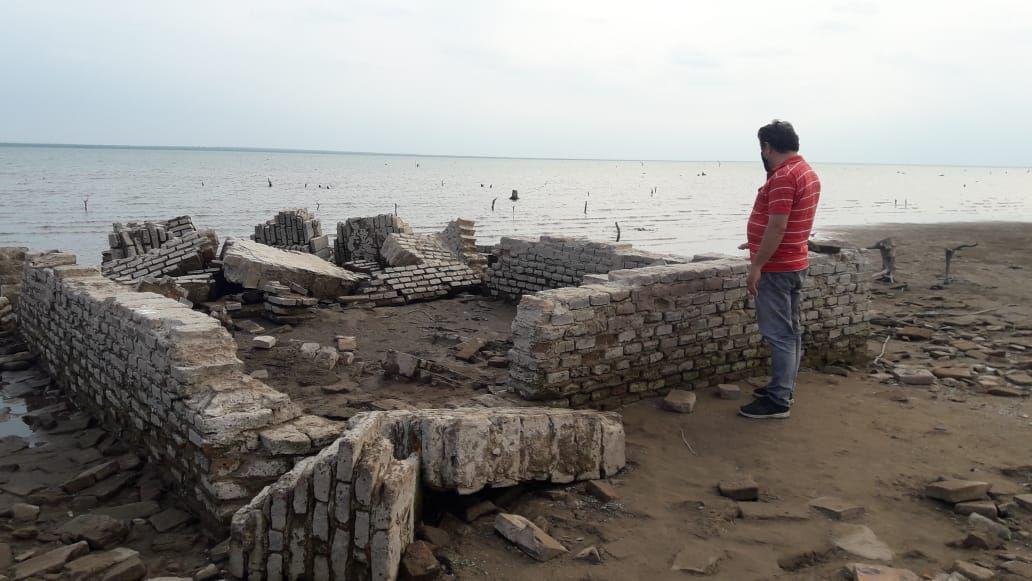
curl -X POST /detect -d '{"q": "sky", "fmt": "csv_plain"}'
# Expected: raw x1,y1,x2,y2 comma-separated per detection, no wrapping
1,1,1031,165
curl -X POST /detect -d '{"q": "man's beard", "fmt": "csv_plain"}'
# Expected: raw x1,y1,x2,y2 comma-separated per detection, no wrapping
761,153,771,172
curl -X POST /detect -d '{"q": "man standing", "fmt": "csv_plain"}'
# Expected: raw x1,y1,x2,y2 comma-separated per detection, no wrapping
738,120,821,419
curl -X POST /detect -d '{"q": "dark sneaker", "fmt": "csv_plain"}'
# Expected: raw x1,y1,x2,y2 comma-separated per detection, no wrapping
751,387,795,404
739,398,791,419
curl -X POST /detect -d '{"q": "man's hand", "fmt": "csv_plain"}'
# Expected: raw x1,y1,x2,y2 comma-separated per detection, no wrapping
747,264,762,296
738,242,750,250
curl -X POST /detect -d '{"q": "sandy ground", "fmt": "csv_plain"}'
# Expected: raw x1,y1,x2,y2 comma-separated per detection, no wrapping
2,221,1031,580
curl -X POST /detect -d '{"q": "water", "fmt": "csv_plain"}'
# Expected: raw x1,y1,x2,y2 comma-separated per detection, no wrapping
1,144,1029,265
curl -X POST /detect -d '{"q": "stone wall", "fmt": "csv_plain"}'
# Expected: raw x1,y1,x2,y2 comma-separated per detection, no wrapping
508,251,871,407
485,236,684,301
16,253,342,531
230,408,625,580
334,215,413,266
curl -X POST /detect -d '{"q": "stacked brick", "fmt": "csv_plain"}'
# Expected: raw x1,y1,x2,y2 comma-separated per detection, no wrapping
100,230,218,283
334,214,413,265
439,218,486,274
508,251,872,408
252,209,333,261
16,253,343,531
261,281,319,324
0,246,28,308
355,261,482,306
102,216,196,262
485,236,684,301
230,408,625,580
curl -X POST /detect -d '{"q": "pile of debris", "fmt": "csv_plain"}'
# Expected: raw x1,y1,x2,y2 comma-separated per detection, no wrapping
251,208,333,261
100,225,219,284
334,213,413,265
261,280,319,324
101,215,196,262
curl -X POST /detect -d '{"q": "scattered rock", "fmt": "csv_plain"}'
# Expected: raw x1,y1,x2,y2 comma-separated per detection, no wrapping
718,478,758,501
931,366,974,380
585,480,619,503
494,513,568,562
0,542,10,570
461,500,499,523
193,563,219,581
234,319,265,334
893,367,936,386
810,497,865,521
415,524,450,549
987,386,1024,397
250,369,269,380
575,545,603,564
11,503,40,522
950,560,995,581
832,524,894,562
955,530,1003,550
897,326,934,340
925,479,990,503
717,384,742,400
953,500,998,519
76,429,106,449
62,460,119,493
13,541,89,580
400,540,441,580
92,501,161,521
822,365,851,377
148,508,193,533
1001,560,1032,577
1014,494,1032,510
454,337,487,362
487,356,509,368
531,516,550,534
252,335,276,349
1005,371,1032,386
662,390,697,413
335,336,357,351
846,562,920,581
59,514,129,550
670,541,723,575
968,512,1011,540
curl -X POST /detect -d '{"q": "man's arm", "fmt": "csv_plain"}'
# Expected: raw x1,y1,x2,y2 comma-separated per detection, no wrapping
746,213,788,295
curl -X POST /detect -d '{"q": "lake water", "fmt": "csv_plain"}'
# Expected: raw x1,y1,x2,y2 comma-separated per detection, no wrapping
1,144,1029,265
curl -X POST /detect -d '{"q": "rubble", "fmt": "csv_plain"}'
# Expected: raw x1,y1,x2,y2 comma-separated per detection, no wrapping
335,214,414,265
101,215,197,262
718,478,759,501
221,238,364,299
494,513,568,562
831,524,894,562
101,229,219,283
662,390,697,413
925,479,991,503
810,497,865,520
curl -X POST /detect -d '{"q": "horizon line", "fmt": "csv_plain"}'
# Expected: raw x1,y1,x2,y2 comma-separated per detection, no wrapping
0,141,1028,169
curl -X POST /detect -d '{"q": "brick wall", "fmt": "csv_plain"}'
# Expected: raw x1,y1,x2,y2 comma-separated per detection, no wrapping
17,253,342,531
508,251,872,407
100,230,219,283
230,408,625,580
484,236,684,301
334,215,413,266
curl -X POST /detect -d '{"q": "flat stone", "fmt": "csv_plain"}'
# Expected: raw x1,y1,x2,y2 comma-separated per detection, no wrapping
13,541,89,580
585,480,619,503
454,337,487,361
80,472,136,501
62,461,119,493
487,356,509,368
955,530,1003,550
400,540,441,580
718,478,758,501
897,326,934,340
222,239,362,299
416,524,451,549
662,389,697,413
234,319,265,334
194,563,219,581
832,525,894,562
988,386,1024,397
148,508,193,533
925,479,990,503
494,513,568,562
59,514,129,549
953,500,998,519
252,335,276,349
92,501,161,521
893,367,936,386
931,366,974,380
737,502,809,521
846,562,921,581
1014,494,1032,510
0,541,11,570
335,336,357,351
810,496,865,520
670,540,722,575
1005,371,1032,386
62,547,139,580
1001,560,1032,578
951,560,994,581
717,384,742,400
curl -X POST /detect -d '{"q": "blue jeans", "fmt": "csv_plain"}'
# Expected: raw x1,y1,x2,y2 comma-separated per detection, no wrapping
756,270,806,407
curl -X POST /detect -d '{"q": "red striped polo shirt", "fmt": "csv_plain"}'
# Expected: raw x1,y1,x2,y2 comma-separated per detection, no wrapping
746,154,821,272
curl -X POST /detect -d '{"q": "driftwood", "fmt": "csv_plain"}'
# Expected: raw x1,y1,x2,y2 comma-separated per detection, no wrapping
943,243,978,284
866,238,896,283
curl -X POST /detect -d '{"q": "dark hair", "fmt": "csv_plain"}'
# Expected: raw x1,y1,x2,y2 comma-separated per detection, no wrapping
757,120,799,153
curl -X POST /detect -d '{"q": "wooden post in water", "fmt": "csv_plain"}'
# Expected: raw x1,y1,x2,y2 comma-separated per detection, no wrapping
615,222,621,242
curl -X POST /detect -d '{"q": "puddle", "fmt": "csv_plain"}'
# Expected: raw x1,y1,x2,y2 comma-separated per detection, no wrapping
1,369,52,441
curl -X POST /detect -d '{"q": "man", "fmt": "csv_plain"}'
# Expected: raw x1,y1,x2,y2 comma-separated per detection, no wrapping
737,120,821,419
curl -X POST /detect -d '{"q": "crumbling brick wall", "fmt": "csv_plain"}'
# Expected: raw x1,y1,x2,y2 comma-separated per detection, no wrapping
103,215,197,263
508,251,871,407
439,218,486,274
100,230,219,283
230,408,625,580
16,253,342,531
334,215,413,266
484,236,684,301
252,209,333,261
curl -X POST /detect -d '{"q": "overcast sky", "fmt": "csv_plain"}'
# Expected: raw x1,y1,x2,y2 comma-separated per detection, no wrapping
2,1,1030,165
